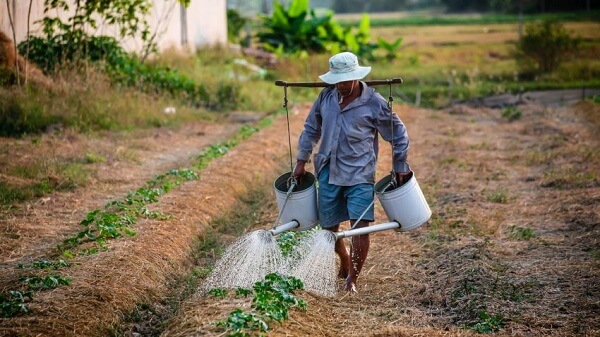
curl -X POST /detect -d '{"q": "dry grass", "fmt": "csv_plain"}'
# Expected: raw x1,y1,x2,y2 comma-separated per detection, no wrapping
159,101,599,336
1,94,599,336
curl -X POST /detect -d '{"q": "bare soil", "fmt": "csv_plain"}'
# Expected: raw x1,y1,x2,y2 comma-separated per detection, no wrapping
0,98,598,337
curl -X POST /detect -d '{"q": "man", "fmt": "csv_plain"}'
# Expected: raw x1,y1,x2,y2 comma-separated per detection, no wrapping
292,51,411,293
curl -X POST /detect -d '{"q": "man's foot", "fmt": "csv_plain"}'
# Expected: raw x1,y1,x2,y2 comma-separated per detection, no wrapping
344,278,357,293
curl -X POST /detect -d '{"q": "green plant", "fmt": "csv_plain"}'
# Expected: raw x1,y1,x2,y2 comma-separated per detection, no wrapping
508,226,534,240
215,273,306,336
486,189,511,203
467,310,505,333
25,0,189,65
227,9,249,46
252,273,306,323
18,259,70,270
235,288,253,297
20,275,71,291
60,169,197,253
256,0,377,59
500,106,522,121
377,37,403,61
195,125,259,170
208,288,228,298
0,94,62,137
0,291,32,318
276,232,300,257
216,308,269,336
516,19,581,75
85,152,106,164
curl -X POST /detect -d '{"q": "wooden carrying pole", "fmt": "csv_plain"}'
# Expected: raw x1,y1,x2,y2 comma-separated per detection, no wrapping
275,77,403,87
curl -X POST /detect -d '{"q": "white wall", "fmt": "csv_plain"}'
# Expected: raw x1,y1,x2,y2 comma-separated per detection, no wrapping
0,0,227,53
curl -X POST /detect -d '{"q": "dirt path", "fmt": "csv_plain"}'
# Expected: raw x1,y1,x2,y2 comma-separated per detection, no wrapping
1,99,599,336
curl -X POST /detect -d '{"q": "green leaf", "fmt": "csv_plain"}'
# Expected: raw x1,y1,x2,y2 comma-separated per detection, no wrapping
359,13,371,36
288,0,309,18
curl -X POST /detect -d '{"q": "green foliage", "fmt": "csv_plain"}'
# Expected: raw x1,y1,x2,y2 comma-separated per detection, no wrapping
208,288,228,298
276,232,300,257
516,19,581,75
20,275,71,291
106,56,213,109
216,273,306,336
18,35,127,74
17,2,222,111
18,260,70,270
195,125,259,170
485,188,511,203
35,0,155,59
216,309,269,336
227,9,249,46
235,288,253,297
467,310,505,333
500,106,522,121
508,226,534,240
377,37,403,61
60,169,197,253
0,291,32,318
0,94,61,136
251,273,306,323
256,0,378,59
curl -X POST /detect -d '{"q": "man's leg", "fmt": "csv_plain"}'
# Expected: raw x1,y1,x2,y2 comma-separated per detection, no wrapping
325,224,350,279
346,219,370,291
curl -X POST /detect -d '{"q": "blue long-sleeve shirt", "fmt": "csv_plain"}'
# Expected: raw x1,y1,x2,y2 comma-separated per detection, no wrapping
297,82,410,186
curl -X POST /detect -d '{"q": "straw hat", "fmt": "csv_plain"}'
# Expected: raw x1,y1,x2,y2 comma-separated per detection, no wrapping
319,52,371,84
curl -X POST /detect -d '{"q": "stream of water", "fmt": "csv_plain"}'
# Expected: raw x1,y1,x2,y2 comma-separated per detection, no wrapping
200,229,339,297
200,229,287,292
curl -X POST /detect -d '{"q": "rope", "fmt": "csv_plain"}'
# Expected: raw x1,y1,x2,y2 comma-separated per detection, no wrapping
388,82,396,186
282,84,294,173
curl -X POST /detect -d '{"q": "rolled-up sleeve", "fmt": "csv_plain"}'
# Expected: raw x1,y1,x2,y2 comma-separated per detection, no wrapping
374,102,410,173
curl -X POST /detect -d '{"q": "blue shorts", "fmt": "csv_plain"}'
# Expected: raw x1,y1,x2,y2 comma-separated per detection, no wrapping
317,164,374,228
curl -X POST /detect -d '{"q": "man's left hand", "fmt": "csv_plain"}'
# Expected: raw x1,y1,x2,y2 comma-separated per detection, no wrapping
395,172,411,187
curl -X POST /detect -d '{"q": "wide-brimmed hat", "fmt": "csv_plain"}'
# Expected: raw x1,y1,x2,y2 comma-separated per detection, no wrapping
319,52,371,84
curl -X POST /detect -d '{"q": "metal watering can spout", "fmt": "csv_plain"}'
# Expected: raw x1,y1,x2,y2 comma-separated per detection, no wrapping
334,222,400,240
269,220,300,236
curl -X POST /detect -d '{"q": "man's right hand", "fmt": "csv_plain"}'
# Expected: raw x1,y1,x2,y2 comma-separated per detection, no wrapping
292,161,306,182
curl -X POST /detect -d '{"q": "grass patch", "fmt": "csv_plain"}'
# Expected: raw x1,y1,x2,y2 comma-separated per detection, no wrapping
508,226,535,240
338,11,600,27
485,188,513,203
466,310,505,334
541,167,598,189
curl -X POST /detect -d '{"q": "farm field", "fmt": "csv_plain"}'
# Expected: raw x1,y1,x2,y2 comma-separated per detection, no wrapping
1,17,599,337
1,97,598,336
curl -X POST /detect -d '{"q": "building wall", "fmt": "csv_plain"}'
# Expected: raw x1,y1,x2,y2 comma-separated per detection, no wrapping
0,0,227,53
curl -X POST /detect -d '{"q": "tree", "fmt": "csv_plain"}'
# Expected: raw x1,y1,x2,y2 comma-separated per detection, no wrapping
515,19,581,75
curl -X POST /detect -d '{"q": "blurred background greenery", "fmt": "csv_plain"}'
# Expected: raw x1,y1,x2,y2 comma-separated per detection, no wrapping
1,0,598,137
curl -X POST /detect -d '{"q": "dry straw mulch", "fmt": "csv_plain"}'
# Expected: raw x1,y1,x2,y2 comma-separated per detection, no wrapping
1,99,599,337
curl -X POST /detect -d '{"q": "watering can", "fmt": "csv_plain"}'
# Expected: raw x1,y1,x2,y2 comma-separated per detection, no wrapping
271,171,319,235
334,171,431,239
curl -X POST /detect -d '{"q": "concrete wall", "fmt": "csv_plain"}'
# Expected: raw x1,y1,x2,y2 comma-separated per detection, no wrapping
0,0,227,53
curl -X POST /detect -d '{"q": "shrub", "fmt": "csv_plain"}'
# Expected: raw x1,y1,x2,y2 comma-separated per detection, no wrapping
227,9,249,46
500,106,522,122
0,94,62,136
515,19,581,76
256,0,378,59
